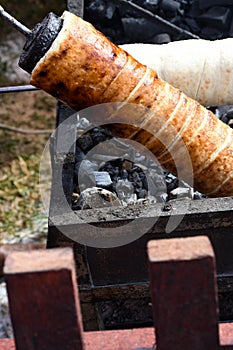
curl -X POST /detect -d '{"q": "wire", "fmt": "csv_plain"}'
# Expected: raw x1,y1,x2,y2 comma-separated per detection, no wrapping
0,123,53,134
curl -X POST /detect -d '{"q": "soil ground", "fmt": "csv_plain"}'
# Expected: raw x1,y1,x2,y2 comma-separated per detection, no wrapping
0,1,66,241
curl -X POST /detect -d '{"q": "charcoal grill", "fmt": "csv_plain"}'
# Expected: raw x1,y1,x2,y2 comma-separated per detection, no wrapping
49,103,233,330
1,0,233,331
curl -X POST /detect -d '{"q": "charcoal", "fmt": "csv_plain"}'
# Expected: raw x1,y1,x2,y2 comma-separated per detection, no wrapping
187,0,203,18
165,172,179,192
137,188,148,199
133,0,159,13
101,162,120,179
220,108,233,125
216,105,233,116
197,7,232,31
73,146,85,185
144,0,160,11
200,26,224,40
121,169,129,180
77,133,93,152
93,138,134,162
131,171,143,190
177,8,185,17
178,21,195,32
145,0,160,5
117,6,135,19
105,3,116,19
150,32,171,43
229,19,233,37
94,171,113,188
122,159,133,172
214,105,233,126
85,0,107,21
221,114,230,124
198,0,233,10
228,120,233,128
121,17,161,42
138,172,148,191
91,127,111,145
170,14,182,24
184,17,201,34
160,0,181,14
178,0,189,5
74,146,85,164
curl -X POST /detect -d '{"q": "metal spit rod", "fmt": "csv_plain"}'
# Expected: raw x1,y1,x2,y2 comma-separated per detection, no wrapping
0,85,38,93
0,6,39,93
0,4,31,36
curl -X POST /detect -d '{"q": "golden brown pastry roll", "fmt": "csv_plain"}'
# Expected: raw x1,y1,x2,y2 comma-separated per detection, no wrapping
30,11,233,197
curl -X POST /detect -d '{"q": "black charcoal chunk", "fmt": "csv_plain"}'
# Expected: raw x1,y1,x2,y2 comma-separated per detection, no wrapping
121,17,161,42
229,19,233,37
184,18,201,33
200,27,224,40
197,6,232,31
198,0,233,10
76,134,94,152
187,0,203,18
160,0,181,15
150,33,171,43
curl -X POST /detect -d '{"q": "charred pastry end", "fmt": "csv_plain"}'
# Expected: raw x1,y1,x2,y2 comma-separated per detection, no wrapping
19,12,63,74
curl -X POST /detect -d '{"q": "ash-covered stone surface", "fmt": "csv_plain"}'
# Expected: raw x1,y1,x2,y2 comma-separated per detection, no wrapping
84,0,233,44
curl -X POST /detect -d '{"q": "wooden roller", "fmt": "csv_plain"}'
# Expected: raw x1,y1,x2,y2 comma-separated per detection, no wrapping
30,11,233,197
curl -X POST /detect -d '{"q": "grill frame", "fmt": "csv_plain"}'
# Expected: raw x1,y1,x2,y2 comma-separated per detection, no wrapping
48,102,233,329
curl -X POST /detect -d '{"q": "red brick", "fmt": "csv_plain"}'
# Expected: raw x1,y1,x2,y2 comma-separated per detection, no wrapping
4,248,84,350
147,236,219,350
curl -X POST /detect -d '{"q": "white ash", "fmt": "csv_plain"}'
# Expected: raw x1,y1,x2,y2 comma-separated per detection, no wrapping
0,282,13,339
